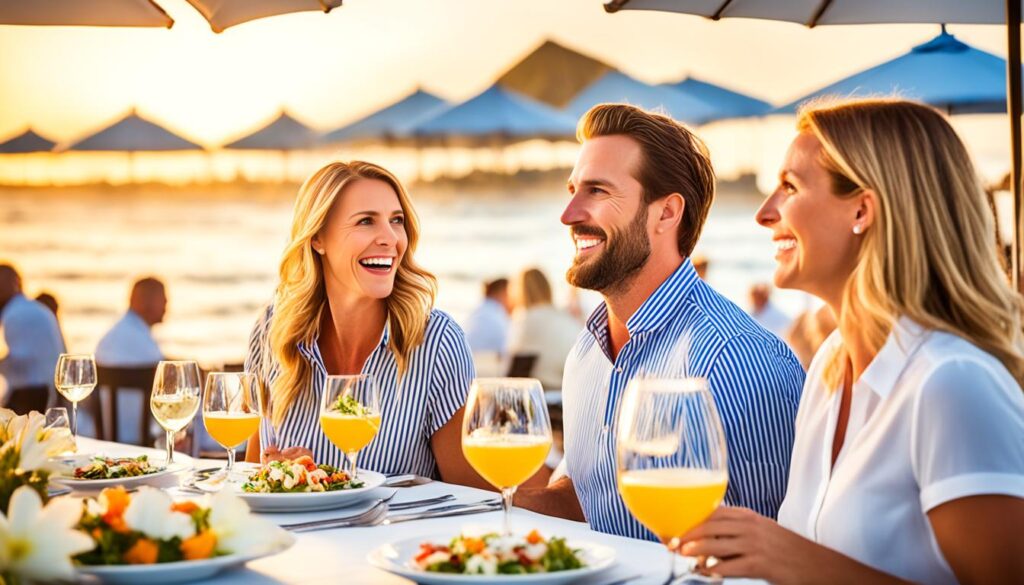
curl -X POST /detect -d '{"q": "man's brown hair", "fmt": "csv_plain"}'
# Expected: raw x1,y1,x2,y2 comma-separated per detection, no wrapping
577,104,716,257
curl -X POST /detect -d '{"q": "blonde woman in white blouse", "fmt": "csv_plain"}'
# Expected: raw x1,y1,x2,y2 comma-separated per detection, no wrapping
678,99,1024,584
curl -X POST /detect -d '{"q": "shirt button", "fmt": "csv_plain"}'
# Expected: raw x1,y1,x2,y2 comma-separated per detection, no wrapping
615,367,623,373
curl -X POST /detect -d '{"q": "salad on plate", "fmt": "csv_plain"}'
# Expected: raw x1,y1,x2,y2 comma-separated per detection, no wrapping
412,530,585,575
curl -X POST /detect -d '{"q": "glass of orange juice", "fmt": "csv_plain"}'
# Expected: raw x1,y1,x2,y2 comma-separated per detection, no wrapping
319,374,381,478
462,377,552,537
616,377,728,585
202,372,261,476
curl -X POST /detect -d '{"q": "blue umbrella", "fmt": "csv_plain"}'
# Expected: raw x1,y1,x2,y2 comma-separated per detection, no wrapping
322,89,448,145
411,85,577,144
777,27,1011,114
663,76,772,120
567,71,720,125
0,129,56,153
65,110,202,152
223,110,318,150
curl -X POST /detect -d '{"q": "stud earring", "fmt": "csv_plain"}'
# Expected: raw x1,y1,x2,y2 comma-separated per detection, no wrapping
852,225,863,235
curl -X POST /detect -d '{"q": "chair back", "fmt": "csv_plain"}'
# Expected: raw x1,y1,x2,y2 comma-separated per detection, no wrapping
506,353,538,378
93,365,157,445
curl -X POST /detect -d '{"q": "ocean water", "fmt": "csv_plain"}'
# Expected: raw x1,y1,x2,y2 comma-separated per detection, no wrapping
0,179,808,367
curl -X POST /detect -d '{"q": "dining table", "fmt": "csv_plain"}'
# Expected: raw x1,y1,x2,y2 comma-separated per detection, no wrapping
66,437,767,585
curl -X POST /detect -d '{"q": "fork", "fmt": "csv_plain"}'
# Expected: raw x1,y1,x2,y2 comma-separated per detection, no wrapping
283,500,502,532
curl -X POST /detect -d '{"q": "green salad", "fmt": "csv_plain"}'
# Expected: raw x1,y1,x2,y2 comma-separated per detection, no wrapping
73,455,159,479
413,531,585,575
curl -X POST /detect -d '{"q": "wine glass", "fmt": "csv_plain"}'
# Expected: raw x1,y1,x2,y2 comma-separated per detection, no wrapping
202,372,260,476
150,360,201,465
54,353,96,442
319,374,381,477
462,377,551,537
44,406,75,454
253,376,277,462
616,377,728,585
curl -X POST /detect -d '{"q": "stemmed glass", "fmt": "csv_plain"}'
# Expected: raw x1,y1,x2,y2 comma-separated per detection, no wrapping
202,372,260,476
44,406,75,454
150,360,201,465
54,353,96,442
319,374,381,478
616,378,728,585
462,377,552,537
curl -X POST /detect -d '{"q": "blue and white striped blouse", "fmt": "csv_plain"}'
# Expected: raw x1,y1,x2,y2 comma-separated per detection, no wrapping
244,306,475,478
562,258,805,541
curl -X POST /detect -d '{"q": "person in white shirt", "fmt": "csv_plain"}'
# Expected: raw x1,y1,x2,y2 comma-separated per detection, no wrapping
94,277,167,443
679,99,1024,584
0,264,65,413
463,278,511,358
507,268,581,390
747,282,791,338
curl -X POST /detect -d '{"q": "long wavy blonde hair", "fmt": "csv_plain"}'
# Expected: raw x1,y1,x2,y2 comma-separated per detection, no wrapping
268,161,437,425
800,99,1024,390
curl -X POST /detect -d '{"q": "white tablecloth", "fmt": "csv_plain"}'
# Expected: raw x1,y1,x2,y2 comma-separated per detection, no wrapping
71,438,765,585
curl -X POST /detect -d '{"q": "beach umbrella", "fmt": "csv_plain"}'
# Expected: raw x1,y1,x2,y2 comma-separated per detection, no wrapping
496,39,616,109
0,129,56,153
665,76,773,120
223,110,319,181
322,89,448,145
776,27,1012,115
566,70,721,125
223,110,318,150
0,0,341,33
602,0,1024,288
62,109,203,181
411,85,577,145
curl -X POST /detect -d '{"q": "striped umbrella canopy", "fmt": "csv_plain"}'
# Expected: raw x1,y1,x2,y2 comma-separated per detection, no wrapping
0,0,341,33
0,129,56,153
322,90,448,145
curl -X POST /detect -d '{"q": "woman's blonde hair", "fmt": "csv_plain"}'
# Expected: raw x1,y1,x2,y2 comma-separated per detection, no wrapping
798,98,1024,389
268,161,437,425
515,268,553,309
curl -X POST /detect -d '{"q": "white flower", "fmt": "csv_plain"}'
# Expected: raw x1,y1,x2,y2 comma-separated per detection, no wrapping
2,411,75,471
208,489,284,556
0,486,94,582
123,488,196,541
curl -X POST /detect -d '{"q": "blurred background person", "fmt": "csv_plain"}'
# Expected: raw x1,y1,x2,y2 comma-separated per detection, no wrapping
507,268,581,390
463,277,511,376
748,282,792,338
786,304,837,370
692,253,709,280
0,263,65,413
34,292,59,318
93,276,167,443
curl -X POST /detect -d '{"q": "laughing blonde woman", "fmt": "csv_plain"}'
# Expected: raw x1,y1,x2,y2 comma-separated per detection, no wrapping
243,161,486,488
679,100,1024,584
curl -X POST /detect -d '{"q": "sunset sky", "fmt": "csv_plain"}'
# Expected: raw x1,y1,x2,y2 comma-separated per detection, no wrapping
0,0,1007,148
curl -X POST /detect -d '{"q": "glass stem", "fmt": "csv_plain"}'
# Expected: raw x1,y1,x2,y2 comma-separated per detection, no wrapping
165,430,174,464
501,486,516,536
71,402,79,440
226,447,235,472
347,452,359,479
662,539,679,585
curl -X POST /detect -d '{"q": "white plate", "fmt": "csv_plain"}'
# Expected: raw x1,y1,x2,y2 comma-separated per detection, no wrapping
367,534,617,585
75,531,295,584
234,469,387,512
49,455,190,490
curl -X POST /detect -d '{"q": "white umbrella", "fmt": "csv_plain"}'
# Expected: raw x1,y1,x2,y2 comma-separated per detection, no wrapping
0,0,341,33
602,0,1024,287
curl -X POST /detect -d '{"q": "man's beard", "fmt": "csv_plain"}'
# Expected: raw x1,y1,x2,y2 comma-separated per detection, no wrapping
566,205,650,294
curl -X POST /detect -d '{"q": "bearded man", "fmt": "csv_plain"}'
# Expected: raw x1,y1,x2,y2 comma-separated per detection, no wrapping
515,104,805,542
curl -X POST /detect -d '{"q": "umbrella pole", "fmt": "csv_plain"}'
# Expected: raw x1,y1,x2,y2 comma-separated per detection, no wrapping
1008,0,1023,291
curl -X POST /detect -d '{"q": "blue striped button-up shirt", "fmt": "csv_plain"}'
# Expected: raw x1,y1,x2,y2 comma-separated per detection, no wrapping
562,259,805,540
245,307,474,478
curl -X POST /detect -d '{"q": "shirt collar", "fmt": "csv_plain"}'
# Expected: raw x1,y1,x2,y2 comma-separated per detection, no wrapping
585,258,701,348
858,316,931,399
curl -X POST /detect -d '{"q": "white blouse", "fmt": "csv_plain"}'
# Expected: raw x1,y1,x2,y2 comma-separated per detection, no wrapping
778,317,1024,585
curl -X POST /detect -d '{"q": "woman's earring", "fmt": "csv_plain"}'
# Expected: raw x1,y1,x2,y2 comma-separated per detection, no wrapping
852,225,863,235
315,248,325,255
